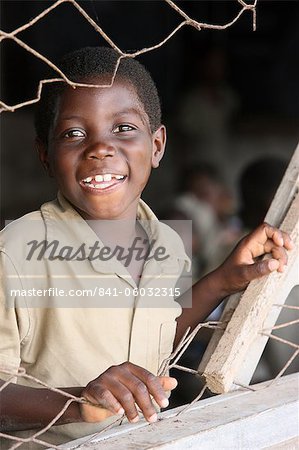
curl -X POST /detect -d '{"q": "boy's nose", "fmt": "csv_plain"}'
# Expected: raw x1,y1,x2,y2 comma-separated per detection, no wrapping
85,142,116,160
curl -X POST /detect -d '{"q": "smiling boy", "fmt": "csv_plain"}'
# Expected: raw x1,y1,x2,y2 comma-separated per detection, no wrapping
44,79,163,221
0,47,292,448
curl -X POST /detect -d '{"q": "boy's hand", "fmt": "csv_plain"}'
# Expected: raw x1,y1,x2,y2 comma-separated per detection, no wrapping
219,223,293,296
80,362,177,424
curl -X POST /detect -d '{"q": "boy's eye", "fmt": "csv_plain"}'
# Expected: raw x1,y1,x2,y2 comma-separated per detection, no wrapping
113,124,135,133
63,129,85,138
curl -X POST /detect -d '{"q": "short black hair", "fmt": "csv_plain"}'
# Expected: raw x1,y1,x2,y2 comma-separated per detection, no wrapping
35,46,162,144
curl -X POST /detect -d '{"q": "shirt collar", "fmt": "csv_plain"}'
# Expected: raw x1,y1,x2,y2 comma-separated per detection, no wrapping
40,193,190,278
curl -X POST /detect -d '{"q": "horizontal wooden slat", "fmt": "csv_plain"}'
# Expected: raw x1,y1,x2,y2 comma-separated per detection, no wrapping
59,373,299,450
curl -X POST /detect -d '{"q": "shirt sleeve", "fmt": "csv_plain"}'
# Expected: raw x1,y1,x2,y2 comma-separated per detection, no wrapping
0,250,28,381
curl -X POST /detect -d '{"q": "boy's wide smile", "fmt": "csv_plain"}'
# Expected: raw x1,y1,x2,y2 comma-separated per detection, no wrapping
42,79,166,220
80,172,127,192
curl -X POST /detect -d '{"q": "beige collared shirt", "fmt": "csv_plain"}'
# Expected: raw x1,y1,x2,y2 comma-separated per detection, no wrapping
0,194,190,447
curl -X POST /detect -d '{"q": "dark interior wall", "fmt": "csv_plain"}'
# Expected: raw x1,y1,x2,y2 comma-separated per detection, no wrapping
1,0,299,223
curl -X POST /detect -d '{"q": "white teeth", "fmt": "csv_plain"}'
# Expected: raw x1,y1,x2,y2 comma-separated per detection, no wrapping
93,174,124,182
95,174,113,182
93,183,110,189
82,174,125,188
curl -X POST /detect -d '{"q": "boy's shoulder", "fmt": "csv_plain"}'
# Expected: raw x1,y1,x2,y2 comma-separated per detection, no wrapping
0,199,60,255
1,210,44,242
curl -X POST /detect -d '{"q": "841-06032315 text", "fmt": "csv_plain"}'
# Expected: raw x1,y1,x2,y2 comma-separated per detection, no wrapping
9,287,182,298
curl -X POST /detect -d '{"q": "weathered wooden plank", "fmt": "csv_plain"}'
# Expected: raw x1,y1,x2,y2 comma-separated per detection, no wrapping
199,142,299,391
263,141,299,226
58,373,299,450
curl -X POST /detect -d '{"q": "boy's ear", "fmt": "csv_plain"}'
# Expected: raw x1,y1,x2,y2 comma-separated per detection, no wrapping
35,138,54,177
151,125,166,169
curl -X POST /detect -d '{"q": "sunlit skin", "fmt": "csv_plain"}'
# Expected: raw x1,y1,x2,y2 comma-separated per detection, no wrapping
37,78,166,221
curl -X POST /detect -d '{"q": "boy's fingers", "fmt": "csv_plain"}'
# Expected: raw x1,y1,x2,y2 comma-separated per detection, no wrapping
268,227,284,247
270,228,293,250
81,389,124,422
83,387,124,414
128,376,178,421
80,403,115,423
259,258,285,274
280,231,294,250
263,242,289,270
262,224,293,250
131,384,158,423
129,365,170,411
82,364,177,425
125,369,167,419
99,366,158,423
105,379,141,423
159,376,178,392
267,259,281,272
241,258,282,283
244,226,293,262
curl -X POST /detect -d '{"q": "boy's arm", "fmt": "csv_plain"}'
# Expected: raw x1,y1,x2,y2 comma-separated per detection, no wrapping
0,365,177,431
0,381,82,431
175,223,293,347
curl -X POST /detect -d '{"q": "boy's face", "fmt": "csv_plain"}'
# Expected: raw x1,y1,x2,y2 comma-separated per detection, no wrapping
38,79,166,220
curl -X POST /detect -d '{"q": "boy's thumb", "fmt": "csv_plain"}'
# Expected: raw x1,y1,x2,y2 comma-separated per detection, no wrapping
159,376,178,391
255,258,280,277
244,258,280,282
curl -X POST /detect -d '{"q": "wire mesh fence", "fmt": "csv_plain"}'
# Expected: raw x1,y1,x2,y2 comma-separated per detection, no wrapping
0,0,257,113
1,1,298,449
